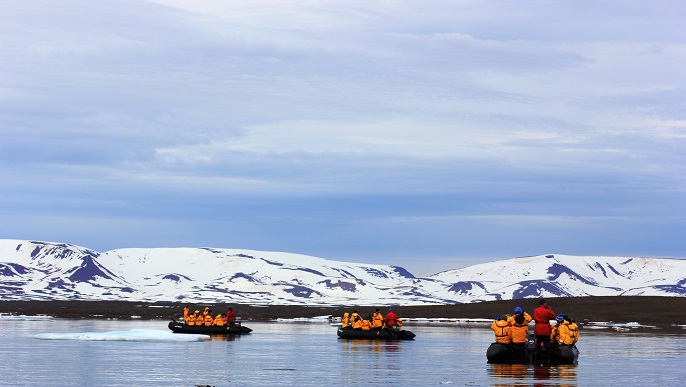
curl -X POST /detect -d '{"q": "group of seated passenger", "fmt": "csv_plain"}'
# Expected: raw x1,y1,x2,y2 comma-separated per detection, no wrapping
183,306,237,327
491,306,579,347
341,308,403,331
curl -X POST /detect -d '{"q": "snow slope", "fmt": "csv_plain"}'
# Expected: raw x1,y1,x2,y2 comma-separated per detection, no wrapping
1,240,684,305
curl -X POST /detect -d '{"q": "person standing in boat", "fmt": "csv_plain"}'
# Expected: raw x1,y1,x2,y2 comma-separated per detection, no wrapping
508,307,533,346
491,316,512,344
533,298,556,348
371,308,384,330
385,308,398,329
225,308,236,326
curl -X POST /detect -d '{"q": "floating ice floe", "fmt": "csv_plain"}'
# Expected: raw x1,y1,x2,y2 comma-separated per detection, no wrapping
0,313,54,321
34,329,209,342
274,315,335,323
582,321,658,331
402,317,493,326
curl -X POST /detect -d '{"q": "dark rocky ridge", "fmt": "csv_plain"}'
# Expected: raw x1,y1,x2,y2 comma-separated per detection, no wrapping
2,296,685,332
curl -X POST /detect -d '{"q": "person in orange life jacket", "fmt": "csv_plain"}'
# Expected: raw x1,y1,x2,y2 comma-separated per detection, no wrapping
194,310,203,326
203,309,214,326
226,308,236,325
359,316,372,330
187,310,198,326
350,311,362,329
213,314,225,326
508,307,533,346
551,314,573,346
341,312,351,328
491,316,512,344
565,315,579,344
371,308,384,330
533,298,556,348
183,306,190,324
385,308,398,328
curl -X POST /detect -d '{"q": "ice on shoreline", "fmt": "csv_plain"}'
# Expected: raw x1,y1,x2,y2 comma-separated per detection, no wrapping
34,329,209,342
0,313,54,321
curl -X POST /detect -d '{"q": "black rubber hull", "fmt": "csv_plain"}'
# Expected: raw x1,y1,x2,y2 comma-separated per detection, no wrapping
168,321,252,335
486,343,578,365
337,327,415,340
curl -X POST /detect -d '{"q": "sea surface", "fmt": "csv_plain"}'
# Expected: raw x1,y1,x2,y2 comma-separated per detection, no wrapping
1,318,684,386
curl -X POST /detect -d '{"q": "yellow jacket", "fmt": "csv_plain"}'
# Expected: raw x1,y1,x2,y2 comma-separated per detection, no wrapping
213,314,225,326
568,321,579,344
551,321,574,345
491,319,512,344
372,312,384,329
341,313,350,328
509,312,532,344
351,313,362,329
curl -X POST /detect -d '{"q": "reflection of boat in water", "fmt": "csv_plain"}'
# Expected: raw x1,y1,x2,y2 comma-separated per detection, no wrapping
486,342,579,365
337,327,416,340
489,363,578,386
168,319,252,335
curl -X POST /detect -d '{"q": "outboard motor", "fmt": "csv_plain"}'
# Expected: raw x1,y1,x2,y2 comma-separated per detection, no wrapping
525,333,536,364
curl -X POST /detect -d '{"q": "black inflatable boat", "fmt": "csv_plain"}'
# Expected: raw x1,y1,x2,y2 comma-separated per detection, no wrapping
168,320,252,335
486,342,579,365
337,327,415,340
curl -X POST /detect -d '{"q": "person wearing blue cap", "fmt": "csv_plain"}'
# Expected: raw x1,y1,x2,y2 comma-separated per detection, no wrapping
551,314,573,346
508,306,532,345
491,316,512,344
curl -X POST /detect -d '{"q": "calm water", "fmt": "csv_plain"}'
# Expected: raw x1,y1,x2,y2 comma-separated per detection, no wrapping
1,319,684,386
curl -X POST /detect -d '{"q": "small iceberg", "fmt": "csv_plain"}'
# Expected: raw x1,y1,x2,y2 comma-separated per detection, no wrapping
0,313,54,321
34,328,209,342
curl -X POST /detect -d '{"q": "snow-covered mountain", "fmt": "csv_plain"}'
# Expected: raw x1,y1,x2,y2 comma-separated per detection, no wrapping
1,239,684,305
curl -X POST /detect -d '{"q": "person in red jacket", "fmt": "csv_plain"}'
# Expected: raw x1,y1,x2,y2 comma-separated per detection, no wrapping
385,308,398,329
533,298,556,348
225,308,236,326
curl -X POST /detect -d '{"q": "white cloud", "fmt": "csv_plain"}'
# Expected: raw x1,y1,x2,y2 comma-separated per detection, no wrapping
1,0,684,267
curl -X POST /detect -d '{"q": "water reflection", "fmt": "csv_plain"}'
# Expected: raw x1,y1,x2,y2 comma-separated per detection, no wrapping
208,334,237,342
489,363,577,387
339,339,404,353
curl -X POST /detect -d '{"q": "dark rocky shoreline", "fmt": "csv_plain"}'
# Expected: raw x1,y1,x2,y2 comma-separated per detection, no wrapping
2,296,685,330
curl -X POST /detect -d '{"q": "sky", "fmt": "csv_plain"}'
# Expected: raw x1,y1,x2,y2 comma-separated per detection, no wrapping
1,0,684,276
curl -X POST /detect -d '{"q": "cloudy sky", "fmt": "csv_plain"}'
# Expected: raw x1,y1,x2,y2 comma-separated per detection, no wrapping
1,0,684,276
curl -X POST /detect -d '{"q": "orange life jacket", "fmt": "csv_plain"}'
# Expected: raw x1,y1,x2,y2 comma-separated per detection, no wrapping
568,322,579,344
360,319,371,330
341,313,350,328
371,312,384,329
351,313,362,329
204,314,213,326
213,315,225,326
491,320,512,344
